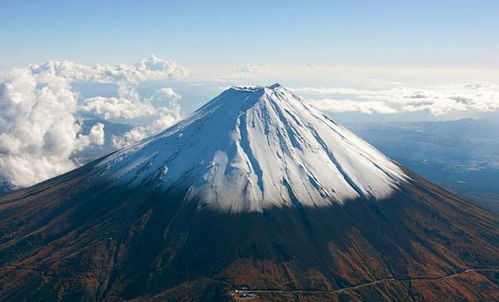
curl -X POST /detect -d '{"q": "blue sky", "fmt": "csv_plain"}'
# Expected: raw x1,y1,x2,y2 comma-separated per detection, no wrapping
1,0,498,69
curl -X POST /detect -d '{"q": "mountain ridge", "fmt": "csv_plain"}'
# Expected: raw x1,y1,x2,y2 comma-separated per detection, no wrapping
92,84,407,212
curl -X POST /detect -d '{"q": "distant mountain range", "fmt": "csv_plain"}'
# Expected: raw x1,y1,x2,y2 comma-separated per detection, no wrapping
347,118,499,213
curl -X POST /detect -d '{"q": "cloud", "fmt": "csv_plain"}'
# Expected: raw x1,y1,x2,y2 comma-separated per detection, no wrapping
152,87,182,102
111,89,182,148
81,96,157,119
293,81,499,116
111,108,181,149
0,56,186,189
74,123,106,153
239,63,266,74
308,99,397,114
28,54,187,84
80,84,183,122
0,69,103,188
85,123,106,146
111,112,179,148
29,55,187,121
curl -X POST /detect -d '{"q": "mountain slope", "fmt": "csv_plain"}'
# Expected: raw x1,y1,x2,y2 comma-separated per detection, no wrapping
0,84,497,302
93,84,406,212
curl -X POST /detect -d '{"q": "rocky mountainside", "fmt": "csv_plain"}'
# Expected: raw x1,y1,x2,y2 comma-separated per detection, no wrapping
0,84,497,301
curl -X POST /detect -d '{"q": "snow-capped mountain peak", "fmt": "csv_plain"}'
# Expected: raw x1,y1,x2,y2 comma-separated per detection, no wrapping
96,84,407,212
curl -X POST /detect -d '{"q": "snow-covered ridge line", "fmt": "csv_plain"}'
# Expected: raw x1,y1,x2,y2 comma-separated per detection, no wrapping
96,83,408,212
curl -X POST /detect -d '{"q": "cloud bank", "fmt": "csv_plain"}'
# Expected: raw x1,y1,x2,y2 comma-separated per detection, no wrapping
0,70,104,187
0,56,185,189
294,81,499,116
308,99,398,114
28,54,187,84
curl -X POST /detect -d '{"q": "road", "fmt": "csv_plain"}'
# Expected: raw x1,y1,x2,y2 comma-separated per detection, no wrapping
231,268,496,297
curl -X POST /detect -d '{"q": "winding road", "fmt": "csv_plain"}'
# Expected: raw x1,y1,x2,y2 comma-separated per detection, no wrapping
231,268,497,298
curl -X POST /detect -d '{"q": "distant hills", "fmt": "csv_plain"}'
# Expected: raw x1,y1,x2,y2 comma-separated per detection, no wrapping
347,118,499,213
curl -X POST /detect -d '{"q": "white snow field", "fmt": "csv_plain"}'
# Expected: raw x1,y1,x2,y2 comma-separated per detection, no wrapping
96,84,408,212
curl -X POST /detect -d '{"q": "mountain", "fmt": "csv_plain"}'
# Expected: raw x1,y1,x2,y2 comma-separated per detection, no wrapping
0,84,497,302
94,83,407,212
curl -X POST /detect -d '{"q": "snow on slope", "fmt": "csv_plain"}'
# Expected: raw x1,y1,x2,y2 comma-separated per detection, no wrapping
95,84,408,212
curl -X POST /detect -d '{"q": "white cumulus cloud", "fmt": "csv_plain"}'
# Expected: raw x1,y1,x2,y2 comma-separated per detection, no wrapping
152,87,182,102
0,70,103,188
28,54,187,84
112,88,182,148
81,96,157,120
0,56,186,189
78,123,106,146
